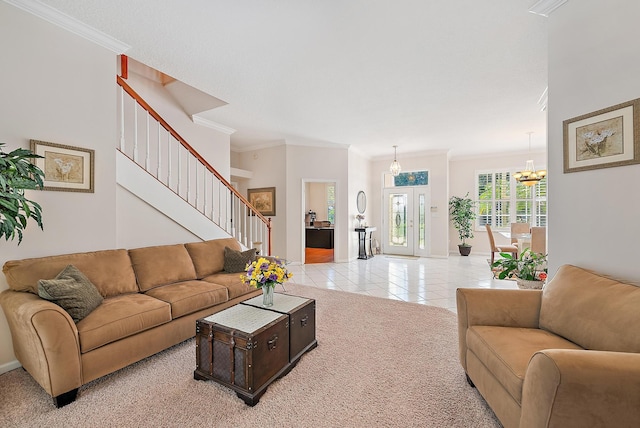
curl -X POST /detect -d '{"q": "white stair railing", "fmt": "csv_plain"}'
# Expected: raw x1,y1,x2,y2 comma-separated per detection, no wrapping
117,75,271,254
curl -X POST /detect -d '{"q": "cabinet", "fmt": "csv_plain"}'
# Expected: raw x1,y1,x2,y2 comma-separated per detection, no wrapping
305,228,334,249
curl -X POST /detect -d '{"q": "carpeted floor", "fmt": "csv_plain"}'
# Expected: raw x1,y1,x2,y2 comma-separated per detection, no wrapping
0,283,500,428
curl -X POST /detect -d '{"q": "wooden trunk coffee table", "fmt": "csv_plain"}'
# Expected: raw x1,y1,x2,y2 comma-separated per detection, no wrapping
194,294,316,406
241,293,317,365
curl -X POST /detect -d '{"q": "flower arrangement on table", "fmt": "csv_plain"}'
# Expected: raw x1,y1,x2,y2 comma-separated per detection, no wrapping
242,256,292,306
241,256,293,289
491,248,547,288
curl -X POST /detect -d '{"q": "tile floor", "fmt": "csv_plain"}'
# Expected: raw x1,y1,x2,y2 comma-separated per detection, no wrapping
285,254,517,312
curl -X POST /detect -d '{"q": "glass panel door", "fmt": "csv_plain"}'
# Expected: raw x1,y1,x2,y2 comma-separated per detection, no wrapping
389,192,410,253
383,187,430,256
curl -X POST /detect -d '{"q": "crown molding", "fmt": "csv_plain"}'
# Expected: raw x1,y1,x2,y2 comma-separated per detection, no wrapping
4,0,130,53
528,0,568,17
230,140,285,153
191,115,236,135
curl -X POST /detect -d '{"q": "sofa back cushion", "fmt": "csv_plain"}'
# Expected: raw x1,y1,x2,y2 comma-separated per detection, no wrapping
184,238,242,278
2,249,138,297
540,264,640,353
129,244,197,292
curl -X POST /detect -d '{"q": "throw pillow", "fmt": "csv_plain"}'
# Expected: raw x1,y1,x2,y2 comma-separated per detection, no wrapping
223,246,257,273
38,265,104,323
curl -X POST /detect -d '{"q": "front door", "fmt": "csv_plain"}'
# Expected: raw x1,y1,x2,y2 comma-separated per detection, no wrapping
382,187,430,257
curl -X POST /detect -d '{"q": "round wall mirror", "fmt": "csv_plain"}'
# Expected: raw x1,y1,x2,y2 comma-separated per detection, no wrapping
356,191,366,214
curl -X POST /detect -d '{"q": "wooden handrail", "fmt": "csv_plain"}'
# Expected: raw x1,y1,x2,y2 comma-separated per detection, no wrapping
116,74,272,252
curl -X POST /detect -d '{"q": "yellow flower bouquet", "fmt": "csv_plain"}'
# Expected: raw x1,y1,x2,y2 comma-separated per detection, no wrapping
241,257,292,307
241,256,292,289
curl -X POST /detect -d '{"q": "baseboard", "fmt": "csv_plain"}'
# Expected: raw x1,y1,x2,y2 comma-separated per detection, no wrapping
0,359,22,375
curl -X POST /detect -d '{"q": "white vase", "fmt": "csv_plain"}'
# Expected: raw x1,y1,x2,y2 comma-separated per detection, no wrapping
516,279,544,289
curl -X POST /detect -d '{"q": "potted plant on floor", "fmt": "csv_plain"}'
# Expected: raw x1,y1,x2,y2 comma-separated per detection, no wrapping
491,248,548,289
449,193,476,256
0,143,45,244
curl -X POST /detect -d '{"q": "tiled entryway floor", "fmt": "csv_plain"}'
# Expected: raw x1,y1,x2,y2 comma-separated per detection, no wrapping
286,254,517,312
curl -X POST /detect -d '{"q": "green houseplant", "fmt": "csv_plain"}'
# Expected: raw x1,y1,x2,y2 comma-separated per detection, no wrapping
0,143,45,244
449,193,476,256
491,248,548,289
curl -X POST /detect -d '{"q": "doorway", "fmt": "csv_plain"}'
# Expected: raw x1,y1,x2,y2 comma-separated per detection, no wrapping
382,186,430,257
304,181,336,263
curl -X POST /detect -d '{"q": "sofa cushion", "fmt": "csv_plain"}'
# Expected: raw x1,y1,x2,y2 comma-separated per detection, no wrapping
144,280,228,319
77,294,171,353
223,246,257,273
540,264,640,353
2,249,138,297
467,326,582,404
38,265,104,323
129,244,197,292
202,272,255,300
184,238,242,278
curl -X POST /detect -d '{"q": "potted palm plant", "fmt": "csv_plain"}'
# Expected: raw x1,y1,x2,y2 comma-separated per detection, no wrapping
449,193,476,256
0,143,45,244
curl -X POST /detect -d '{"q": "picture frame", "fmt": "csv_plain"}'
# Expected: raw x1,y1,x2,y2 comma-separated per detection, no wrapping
563,97,640,173
247,187,276,216
30,140,95,192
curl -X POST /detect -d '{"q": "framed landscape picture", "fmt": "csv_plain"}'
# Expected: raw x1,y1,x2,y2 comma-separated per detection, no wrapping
563,97,640,173
247,187,276,216
30,140,95,192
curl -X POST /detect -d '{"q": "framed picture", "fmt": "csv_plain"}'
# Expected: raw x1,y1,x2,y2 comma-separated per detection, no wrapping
247,187,276,216
563,98,640,173
30,140,95,192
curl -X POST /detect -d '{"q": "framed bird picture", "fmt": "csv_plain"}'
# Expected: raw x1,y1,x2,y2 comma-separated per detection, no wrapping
30,140,95,192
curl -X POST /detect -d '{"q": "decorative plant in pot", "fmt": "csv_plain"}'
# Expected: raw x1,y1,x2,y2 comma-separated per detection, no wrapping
0,143,45,244
491,248,548,289
449,193,476,256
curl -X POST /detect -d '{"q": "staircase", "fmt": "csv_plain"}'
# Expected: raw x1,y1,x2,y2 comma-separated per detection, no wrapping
115,74,271,254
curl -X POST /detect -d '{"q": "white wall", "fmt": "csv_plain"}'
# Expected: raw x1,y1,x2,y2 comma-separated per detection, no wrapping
116,187,200,249
370,151,450,257
0,4,118,369
286,145,349,263
307,182,331,221
449,151,546,255
235,144,288,258
348,149,372,260
547,0,640,282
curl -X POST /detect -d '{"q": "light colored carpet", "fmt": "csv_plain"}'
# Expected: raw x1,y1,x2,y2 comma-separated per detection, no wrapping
0,284,499,428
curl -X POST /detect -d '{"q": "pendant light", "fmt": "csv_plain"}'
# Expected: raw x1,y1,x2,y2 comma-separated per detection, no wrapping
514,132,546,186
390,145,402,176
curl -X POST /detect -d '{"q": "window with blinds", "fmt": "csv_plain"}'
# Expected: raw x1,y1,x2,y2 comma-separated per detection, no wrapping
476,170,546,229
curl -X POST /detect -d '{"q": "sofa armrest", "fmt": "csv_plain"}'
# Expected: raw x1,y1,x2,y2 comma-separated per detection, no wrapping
521,349,640,428
456,288,542,370
0,290,82,398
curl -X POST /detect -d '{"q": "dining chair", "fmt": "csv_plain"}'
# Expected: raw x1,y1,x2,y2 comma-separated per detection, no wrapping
510,222,530,245
530,226,547,254
486,224,519,265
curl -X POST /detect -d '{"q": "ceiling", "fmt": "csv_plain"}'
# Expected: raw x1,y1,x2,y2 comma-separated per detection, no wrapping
38,0,549,159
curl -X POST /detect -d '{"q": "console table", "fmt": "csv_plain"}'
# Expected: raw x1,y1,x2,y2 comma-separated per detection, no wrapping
355,226,376,259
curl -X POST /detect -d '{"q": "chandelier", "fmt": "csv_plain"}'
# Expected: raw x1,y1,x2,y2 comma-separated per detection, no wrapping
514,132,546,186
389,145,402,176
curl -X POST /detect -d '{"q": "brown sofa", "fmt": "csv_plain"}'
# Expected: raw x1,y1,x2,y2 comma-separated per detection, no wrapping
456,264,640,428
0,238,261,407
